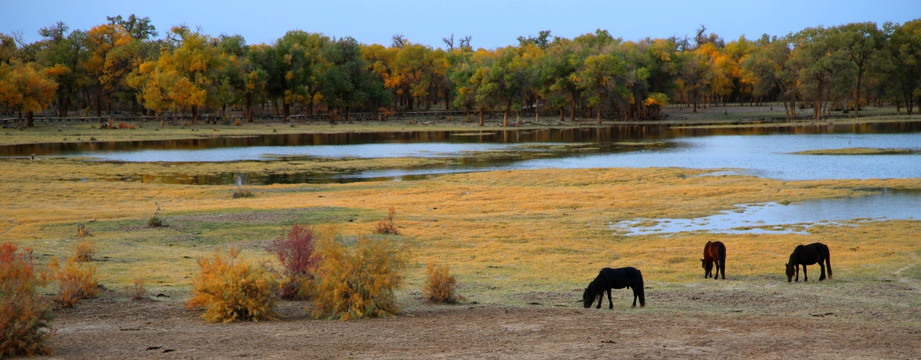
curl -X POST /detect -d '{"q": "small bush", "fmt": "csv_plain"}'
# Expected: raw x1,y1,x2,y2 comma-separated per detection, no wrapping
44,255,99,308
73,239,94,262
76,223,89,237
374,207,399,235
266,225,318,300
187,247,279,323
0,242,53,357
312,236,408,320
232,173,253,198
147,216,165,228
423,262,461,304
126,277,147,300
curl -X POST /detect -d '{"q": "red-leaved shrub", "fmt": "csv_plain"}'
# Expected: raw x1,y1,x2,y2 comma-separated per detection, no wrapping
0,242,53,357
266,225,319,299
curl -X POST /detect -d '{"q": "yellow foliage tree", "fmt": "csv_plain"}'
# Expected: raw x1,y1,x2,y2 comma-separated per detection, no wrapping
0,60,58,129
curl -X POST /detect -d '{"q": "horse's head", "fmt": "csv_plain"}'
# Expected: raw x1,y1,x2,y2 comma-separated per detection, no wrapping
582,288,597,308
701,259,712,271
785,263,794,282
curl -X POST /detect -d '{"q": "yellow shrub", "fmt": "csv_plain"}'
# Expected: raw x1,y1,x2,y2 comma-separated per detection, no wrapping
424,262,460,304
44,255,98,308
73,239,94,262
0,243,53,357
187,248,279,323
312,236,408,320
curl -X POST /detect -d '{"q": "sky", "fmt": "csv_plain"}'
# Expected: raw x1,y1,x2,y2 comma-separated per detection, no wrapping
3,0,920,49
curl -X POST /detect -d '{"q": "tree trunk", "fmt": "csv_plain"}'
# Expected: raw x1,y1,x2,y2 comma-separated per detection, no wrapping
26,111,34,127
596,107,602,125
503,105,509,127
282,100,290,122
191,106,198,124
245,93,253,123
478,109,484,126
95,87,102,118
17,110,23,130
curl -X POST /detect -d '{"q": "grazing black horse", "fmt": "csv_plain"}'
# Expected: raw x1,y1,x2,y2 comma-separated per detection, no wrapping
701,241,726,280
582,267,645,309
785,242,832,282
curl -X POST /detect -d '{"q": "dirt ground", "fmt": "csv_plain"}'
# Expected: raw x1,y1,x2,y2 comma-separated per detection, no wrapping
37,285,920,360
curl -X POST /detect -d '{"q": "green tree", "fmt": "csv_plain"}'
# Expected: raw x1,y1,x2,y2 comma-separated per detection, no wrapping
834,22,884,117
577,52,627,123
887,19,921,114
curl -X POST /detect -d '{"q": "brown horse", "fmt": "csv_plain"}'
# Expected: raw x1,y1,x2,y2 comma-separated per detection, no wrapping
786,242,832,282
701,241,726,280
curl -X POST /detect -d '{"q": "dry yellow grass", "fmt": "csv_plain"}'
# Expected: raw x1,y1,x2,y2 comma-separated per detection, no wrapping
2,156,920,304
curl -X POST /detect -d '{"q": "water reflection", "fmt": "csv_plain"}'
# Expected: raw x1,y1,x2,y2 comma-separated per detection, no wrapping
609,189,921,236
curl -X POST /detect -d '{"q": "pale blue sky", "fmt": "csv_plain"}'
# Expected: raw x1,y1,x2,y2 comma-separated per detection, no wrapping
3,0,919,49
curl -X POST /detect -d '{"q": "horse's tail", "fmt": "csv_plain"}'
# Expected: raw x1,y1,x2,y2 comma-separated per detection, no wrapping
825,246,832,280
633,268,646,307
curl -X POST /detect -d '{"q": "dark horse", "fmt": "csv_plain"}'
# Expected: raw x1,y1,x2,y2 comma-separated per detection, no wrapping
582,267,645,309
785,242,832,282
701,241,726,280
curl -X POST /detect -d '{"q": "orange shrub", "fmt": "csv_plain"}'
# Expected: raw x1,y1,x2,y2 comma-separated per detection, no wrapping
423,262,460,304
374,207,399,235
0,243,53,357
312,236,408,320
76,224,89,237
44,255,98,308
73,239,94,262
187,248,278,323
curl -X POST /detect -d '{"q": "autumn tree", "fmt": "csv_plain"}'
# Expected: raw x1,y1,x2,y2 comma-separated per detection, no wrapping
0,60,58,128
82,22,138,117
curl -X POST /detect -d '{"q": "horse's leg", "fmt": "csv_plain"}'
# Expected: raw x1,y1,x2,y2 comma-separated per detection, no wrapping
719,258,725,279
802,265,808,282
595,293,602,309
606,288,614,310
795,264,800,282
818,260,826,281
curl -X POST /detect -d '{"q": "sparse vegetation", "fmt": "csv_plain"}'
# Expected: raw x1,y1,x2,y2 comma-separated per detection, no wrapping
0,242,53,357
312,236,408,320
126,277,147,300
792,147,918,155
423,262,461,304
187,247,279,323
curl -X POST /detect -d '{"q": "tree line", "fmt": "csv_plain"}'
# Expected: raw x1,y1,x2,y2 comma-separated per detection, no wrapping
1,15,920,129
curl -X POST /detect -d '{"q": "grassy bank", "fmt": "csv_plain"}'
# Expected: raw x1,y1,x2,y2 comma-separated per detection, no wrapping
3,104,920,146
2,158,920,308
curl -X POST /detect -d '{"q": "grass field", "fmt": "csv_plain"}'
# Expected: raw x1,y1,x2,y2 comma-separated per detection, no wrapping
2,108,920,320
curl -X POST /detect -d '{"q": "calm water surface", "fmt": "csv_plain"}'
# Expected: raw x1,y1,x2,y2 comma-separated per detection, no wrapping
610,190,921,236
